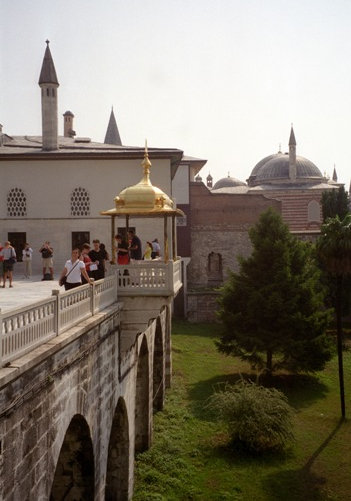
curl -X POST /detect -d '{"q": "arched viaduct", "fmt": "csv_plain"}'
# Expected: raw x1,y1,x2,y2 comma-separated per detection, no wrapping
0,291,173,500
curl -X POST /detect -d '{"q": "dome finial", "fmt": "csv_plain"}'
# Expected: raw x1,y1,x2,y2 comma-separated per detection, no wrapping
46,39,50,46
141,139,152,183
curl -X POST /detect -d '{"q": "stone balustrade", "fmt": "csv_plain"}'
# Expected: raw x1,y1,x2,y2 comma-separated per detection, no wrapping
0,275,117,367
116,259,182,296
0,262,182,368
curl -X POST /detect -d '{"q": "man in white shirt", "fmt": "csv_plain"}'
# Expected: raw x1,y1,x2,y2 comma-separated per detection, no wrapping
22,243,33,278
151,238,161,259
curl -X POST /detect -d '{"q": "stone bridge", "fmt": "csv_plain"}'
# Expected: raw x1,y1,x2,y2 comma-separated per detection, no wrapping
0,262,181,500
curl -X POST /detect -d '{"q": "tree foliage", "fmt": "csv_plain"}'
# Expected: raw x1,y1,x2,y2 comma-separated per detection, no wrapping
217,208,333,374
207,380,294,453
321,186,350,222
317,214,351,275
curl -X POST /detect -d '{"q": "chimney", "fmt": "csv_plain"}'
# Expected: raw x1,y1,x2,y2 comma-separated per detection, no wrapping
63,111,76,137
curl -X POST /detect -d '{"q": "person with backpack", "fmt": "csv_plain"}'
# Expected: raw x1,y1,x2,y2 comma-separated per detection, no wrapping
1,241,16,287
39,241,54,280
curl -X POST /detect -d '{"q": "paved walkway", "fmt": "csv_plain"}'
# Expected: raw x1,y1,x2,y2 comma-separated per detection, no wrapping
1,275,61,312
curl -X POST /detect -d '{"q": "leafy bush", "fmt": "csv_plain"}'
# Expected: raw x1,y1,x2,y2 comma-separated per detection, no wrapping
207,380,294,453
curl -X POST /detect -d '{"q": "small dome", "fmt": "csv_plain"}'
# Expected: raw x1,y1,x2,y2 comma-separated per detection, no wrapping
212,176,246,190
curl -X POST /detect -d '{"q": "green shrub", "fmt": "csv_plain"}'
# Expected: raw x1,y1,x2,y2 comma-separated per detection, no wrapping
207,379,294,453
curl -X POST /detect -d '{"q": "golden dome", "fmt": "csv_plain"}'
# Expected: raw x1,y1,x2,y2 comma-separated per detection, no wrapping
101,143,184,217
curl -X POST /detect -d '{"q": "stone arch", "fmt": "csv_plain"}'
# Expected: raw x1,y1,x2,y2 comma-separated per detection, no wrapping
105,397,130,501
207,251,223,286
50,414,94,501
135,334,151,453
153,317,165,412
308,199,321,222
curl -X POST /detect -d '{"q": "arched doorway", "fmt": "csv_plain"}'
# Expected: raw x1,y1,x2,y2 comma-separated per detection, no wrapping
135,335,150,453
50,414,94,501
105,397,130,501
153,317,165,412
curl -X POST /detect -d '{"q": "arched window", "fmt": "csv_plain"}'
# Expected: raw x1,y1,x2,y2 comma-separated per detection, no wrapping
308,200,321,222
207,251,223,286
7,188,27,217
71,187,90,216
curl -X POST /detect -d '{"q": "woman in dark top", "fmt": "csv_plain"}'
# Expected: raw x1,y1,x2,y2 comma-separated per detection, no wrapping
88,239,105,280
115,234,129,264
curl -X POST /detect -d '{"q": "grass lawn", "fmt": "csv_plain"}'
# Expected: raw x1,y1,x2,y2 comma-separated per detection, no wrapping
133,320,351,500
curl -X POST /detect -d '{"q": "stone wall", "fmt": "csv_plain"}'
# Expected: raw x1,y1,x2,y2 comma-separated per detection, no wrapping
188,183,281,288
187,290,221,323
0,301,169,500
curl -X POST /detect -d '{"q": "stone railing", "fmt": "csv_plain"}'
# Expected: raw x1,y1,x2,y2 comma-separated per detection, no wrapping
0,261,182,368
0,275,117,368
115,259,182,296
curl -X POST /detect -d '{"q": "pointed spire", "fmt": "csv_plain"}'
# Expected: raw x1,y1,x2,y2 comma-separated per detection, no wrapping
289,124,296,146
38,40,59,85
141,139,152,184
332,165,338,182
104,107,122,146
288,124,297,182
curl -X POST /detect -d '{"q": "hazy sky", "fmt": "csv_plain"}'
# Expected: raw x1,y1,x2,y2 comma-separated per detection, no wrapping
1,0,350,187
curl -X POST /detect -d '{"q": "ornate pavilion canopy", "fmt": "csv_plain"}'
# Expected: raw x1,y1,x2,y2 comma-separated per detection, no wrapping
101,143,184,262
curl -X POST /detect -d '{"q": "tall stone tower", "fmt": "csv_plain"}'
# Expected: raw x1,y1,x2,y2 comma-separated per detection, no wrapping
288,125,297,182
38,41,59,151
63,110,75,137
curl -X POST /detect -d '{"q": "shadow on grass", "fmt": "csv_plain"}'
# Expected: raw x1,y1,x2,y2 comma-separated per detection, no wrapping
263,468,328,501
188,372,329,420
263,419,344,501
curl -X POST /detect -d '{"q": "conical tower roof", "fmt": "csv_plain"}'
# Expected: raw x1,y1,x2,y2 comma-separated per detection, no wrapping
38,40,59,85
289,125,296,146
332,166,338,182
104,108,122,146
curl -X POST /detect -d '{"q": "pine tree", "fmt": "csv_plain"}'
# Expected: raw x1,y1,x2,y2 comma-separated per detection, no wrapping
322,186,350,222
217,208,333,375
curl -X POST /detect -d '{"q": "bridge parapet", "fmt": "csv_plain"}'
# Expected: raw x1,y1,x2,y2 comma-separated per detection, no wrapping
116,259,182,296
0,275,117,367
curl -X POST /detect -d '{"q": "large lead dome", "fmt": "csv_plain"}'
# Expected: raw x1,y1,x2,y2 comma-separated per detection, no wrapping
248,127,325,187
253,153,322,182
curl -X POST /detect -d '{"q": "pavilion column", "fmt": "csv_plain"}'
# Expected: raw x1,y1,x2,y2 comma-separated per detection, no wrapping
171,215,177,261
164,215,169,263
111,215,116,264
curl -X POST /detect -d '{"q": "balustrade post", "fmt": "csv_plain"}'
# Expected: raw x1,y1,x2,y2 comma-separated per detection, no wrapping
91,280,96,315
0,308,3,366
114,273,118,302
52,290,60,335
167,261,173,294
